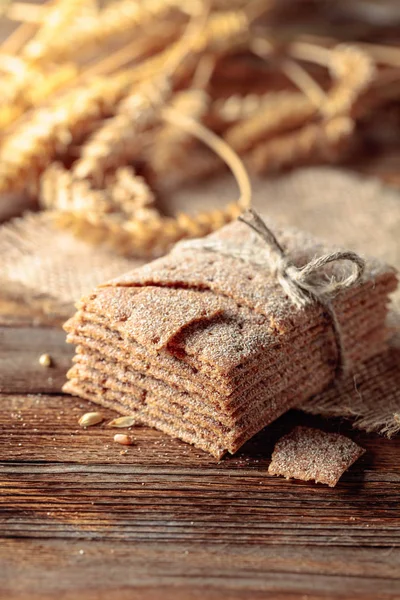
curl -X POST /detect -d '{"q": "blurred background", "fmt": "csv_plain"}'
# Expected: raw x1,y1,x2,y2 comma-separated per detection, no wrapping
0,0,399,322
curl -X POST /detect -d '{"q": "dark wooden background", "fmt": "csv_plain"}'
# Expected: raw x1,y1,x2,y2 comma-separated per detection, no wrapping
1,315,400,600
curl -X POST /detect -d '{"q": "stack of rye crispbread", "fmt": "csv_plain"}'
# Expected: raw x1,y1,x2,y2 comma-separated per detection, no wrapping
64,219,397,458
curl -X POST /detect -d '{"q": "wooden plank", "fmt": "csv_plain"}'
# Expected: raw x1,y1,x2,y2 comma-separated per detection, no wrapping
1,538,400,600
0,326,73,394
1,392,400,599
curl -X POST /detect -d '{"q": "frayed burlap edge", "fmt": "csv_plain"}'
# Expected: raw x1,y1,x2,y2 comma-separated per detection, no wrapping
301,345,400,437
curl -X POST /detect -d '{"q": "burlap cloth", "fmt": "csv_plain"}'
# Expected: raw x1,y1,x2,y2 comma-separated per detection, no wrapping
0,166,399,433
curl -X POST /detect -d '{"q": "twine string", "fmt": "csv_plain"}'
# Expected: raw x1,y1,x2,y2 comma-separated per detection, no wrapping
238,209,365,310
177,208,366,375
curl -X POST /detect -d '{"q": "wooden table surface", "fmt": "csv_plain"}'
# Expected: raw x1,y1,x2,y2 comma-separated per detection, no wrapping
1,155,400,599
1,318,400,600
1,0,400,592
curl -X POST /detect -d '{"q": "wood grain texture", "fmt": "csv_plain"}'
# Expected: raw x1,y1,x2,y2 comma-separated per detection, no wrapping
0,326,73,394
2,539,400,600
0,272,400,599
1,389,400,599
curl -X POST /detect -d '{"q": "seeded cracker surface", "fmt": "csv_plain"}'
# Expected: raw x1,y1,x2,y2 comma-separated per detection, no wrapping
268,426,366,487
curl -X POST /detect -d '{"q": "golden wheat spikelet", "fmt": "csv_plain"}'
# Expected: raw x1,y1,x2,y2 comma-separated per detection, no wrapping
0,70,136,194
73,73,172,182
44,156,242,257
40,162,112,214
22,0,97,62
192,0,275,54
150,89,210,176
194,9,249,53
40,162,71,211
54,200,243,258
322,44,375,117
41,162,158,220
0,62,79,130
224,92,316,154
109,166,157,218
22,0,187,64
213,92,274,123
0,54,41,104
211,0,250,8
249,116,354,173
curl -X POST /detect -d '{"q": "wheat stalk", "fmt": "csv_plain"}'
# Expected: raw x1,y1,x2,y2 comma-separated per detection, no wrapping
249,116,354,173
72,5,211,182
0,70,135,194
150,89,210,176
51,107,250,257
22,0,187,64
41,162,158,219
322,44,375,117
72,74,172,182
22,0,96,62
223,92,316,153
54,201,243,257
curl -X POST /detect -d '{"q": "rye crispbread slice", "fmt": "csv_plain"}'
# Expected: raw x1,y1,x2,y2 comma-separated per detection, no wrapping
268,426,365,487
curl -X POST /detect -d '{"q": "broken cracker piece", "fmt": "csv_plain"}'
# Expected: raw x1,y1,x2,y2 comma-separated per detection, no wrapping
268,426,365,487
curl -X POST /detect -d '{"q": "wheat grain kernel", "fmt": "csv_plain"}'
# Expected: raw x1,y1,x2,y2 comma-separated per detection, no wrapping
39,353,52,367
114,433,133,446
107,416,136,428
78,412,104,427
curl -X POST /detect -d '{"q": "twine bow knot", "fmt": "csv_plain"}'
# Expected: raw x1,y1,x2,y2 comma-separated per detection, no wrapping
239,209,365,310
176,209,366,375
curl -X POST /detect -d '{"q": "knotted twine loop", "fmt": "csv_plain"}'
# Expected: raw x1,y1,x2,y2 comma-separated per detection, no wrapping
239,210,366,376
177,209,366,376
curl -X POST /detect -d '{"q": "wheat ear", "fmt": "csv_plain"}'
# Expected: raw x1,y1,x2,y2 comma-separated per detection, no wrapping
22,0,186,64
322,45,375,117
193,0,275,54
72,74,172,182
0,71,135,194
53,109,251,257
73,5,211,181
150,89,210,176
223,92,316,153
213,92,280,123
55,201,243,258
41,163,157,219
22,0,96,61
0,63,79,130
249,116,354,173
194,10,249,52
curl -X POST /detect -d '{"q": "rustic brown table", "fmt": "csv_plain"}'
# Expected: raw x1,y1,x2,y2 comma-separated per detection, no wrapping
1,306,400,600
1,0,400,591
